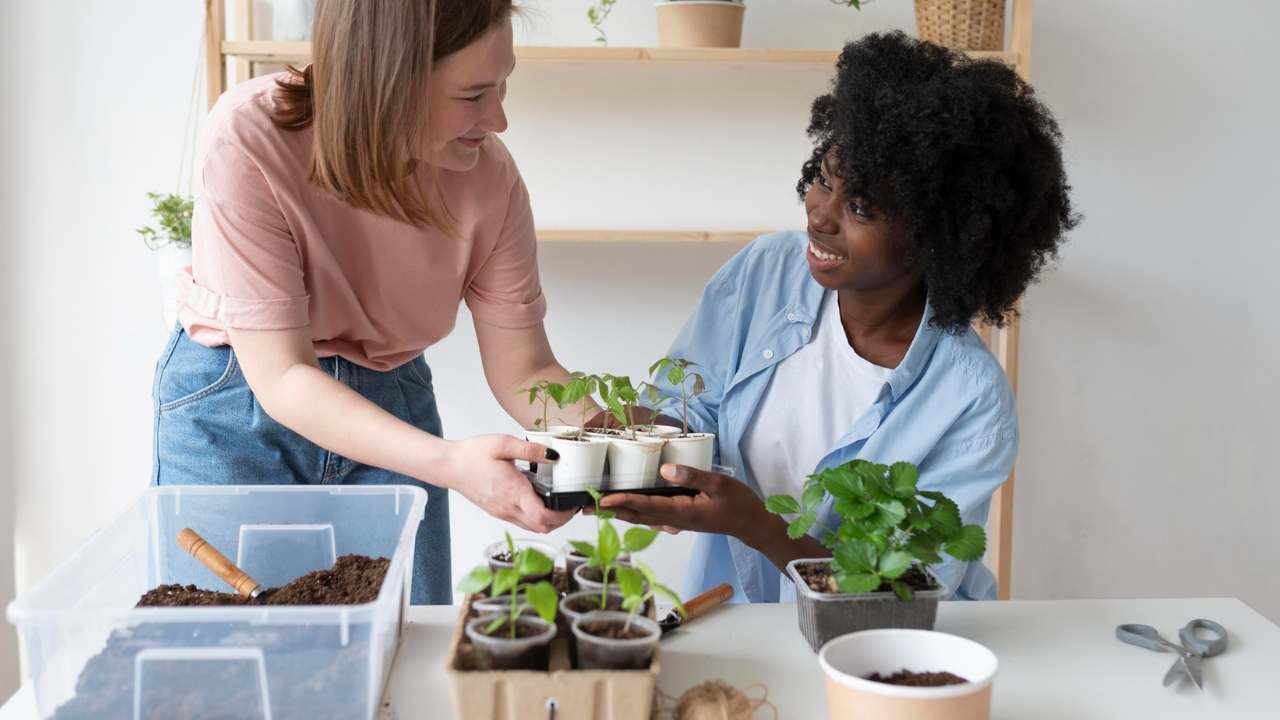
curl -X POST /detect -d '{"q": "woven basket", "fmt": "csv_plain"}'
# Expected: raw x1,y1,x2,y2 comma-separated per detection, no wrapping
914,0,1007,51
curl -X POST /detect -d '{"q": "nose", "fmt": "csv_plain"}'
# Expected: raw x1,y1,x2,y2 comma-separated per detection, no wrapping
808,191,840,235
482,90,509,135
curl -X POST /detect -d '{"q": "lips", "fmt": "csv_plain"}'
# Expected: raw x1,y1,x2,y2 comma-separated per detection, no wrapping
807,230,848,265
458,135,486,148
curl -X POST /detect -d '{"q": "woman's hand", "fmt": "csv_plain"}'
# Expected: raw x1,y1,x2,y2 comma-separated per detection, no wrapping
599,464,766,539
440,435,576,533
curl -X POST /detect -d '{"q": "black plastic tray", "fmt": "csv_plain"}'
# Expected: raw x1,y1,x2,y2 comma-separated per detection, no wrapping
523,464,734,510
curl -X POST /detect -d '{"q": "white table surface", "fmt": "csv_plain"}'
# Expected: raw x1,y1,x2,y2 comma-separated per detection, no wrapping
5,598,1279,718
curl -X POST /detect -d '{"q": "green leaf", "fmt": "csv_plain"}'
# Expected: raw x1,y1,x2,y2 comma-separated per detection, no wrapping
766,495,802,515
649,357,673,378
455,566,493,595
922,493,962,536
787,511,816,539
598,522,621,566
623,527,659,553
834,499,876,520
690,373,705,397
891,580,914,602
633,559,658,586
802,481,827,511
569,540,596,559
835,571,883,594
944,524,987,561
874,499,908,527
585,486,603,505
653,583,687,617
597,510,617,522
485,616,506,635
515,548,554,578
834,540,877,574
622,595,644,614
905,531,944,565
888,462,919,498
821,466,864,500
491,567,519,598
615,565,644,597
526,581,559,623
878,550,913,579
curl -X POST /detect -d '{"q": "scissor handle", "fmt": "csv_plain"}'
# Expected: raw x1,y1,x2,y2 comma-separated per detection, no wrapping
1179,619,1228,657
1116,624,1183,653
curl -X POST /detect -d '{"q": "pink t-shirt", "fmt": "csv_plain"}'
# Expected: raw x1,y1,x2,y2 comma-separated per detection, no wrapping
178,73,546,371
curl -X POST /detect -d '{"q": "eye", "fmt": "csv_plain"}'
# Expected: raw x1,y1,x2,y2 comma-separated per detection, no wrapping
463,93,484,103
849,201,872,219
817,171,833,191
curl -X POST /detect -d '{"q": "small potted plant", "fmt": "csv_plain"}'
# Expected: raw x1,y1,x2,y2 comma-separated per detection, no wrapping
572,561,683,670
766,459,986,652
517,380,575,477
548,373,610,485
655,1,747,49
563,488,630,593
648,357,716,471
484,536,560,585
598,374,664,487
137,191,193,330
456,533,560,671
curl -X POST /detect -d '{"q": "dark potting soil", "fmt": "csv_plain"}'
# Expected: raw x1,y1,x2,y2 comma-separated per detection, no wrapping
799,562,937,595
580,620,649,640
138,555,389,607
564,594,626,614
491,550,515,563
481,618,548,639
865,669,969,687
49,555,390,720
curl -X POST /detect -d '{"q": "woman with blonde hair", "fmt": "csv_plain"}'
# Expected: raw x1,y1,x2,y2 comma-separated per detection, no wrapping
153,0,575,604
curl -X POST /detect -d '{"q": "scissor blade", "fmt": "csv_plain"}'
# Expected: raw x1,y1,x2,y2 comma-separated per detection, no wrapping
1163,656,1188,687
1184,654,1204,690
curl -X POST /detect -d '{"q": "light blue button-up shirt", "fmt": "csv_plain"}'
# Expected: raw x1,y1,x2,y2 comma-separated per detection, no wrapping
651,231,1018,603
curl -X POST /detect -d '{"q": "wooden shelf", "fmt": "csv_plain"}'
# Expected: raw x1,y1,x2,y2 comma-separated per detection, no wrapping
536,228,766,243
220,41,1017,68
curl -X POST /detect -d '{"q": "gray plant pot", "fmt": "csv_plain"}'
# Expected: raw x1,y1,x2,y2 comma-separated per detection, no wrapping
786,558,946,653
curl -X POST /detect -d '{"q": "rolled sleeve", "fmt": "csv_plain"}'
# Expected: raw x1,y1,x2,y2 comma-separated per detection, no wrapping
182,141,310,330
464,174,546,329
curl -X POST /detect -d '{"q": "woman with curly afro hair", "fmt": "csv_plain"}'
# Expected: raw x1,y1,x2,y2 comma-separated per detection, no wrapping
600,31,1079,603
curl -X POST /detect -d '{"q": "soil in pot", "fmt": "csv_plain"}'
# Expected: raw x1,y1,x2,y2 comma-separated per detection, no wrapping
865,669,969,687
798,562,938,595
49,555,391,720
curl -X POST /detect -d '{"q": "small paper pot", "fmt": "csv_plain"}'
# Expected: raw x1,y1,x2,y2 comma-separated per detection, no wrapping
634,425,681,438
571,611,661,670
788,559,945,653
550,435,609,488
559,590,628,666
565,550,630,592
606,437,664,489
659,432,715,471
485,538,560,583
526,428,573,478
655,1,746,49
819,629,998,720
465,615,557,671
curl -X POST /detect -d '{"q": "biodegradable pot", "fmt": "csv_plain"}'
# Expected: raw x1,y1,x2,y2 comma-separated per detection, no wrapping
564,548,630,592
550,435,609,487
819,629,998,720
572,611,661,670
660,432,715,471
655,1,746,48
526,426,573,478
788,559,946,653
485,538,560,582
634,425,682,438
606,436,664,489
465,615,557,671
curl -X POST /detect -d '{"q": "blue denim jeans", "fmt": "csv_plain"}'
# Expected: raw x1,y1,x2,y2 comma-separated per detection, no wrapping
152,328,451,604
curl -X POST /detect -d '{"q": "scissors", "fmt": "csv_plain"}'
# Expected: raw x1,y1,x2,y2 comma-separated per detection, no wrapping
1115,619,1229,690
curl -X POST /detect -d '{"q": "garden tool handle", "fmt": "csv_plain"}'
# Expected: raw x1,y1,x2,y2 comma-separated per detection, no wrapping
176,528,263,599
682,583,734,623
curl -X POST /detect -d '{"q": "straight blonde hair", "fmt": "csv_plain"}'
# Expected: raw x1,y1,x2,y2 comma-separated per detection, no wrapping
272,0,514,230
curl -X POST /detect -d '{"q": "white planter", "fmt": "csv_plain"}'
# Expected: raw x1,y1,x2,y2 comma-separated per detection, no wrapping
526,428,573,479
605,437,664,489
660,432,715,471
634,425,681,438
272,0,315,41
155,244,192,331
550,436,609,488
819,629,998,720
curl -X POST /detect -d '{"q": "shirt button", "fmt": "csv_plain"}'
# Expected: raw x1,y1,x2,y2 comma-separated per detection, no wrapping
786,312,797,322
762,349,775,360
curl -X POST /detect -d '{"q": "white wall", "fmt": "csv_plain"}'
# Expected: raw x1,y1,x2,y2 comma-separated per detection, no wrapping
1,6,1277,697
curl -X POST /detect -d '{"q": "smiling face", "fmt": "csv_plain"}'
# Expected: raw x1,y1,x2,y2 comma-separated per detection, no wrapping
425,15,515,171
802,151,920,293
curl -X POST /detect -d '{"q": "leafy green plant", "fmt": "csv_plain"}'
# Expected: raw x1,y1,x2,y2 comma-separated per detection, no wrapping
615,559,685,632
832,0,867,8
569,488,662,610
587,0,618,45
549,372,604,441
765,459,985,601
517,379,565,432
648,357,705,437
456,532,558,639
599,374,663,440
137,192,193,250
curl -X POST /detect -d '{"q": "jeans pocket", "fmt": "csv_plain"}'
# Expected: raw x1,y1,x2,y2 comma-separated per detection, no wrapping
402,356,434,393
157,336,241,413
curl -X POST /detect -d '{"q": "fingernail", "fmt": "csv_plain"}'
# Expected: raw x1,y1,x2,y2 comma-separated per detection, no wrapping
544,448,560,461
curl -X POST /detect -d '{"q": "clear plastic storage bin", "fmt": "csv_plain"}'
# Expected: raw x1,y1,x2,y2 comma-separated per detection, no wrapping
6,485,427,720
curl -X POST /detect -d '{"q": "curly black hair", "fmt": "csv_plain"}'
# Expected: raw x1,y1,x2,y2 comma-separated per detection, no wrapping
798,31,1079,330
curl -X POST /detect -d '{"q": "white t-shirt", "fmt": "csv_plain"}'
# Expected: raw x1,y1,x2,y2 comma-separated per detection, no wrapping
742,291,893,504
